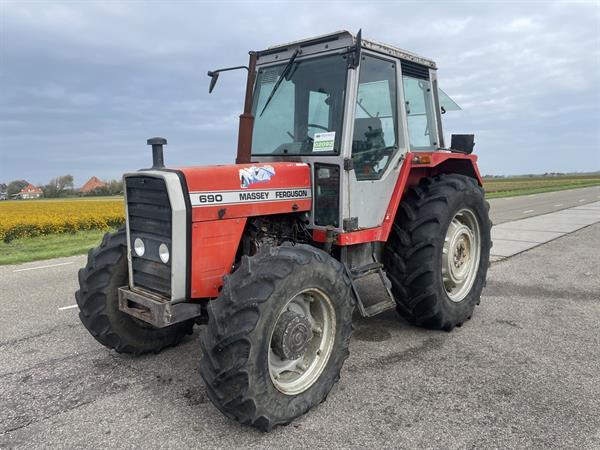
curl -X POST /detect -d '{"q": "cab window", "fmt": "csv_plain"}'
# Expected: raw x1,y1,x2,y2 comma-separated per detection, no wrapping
351,55,398,181
403,76,438,150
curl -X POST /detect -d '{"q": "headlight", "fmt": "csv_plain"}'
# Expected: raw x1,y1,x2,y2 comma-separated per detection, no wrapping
159,243,170,263
133,238,145,257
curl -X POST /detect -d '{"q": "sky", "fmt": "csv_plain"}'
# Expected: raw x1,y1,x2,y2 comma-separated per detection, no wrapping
1,0,599,187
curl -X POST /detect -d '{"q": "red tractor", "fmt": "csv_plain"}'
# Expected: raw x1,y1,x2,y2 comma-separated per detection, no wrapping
76,31,490,430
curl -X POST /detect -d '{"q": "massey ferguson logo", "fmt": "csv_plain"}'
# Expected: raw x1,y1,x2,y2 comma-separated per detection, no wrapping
190,188,311,207
239,165,275,188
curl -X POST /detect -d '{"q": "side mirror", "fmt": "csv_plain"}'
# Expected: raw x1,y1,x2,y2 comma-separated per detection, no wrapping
208,71,220,93
450,134,475,154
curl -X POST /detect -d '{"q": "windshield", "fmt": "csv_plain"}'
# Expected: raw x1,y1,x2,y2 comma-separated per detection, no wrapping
251,54,348,155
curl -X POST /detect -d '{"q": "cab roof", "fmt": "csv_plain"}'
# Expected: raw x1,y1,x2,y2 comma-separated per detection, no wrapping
257,30,436,69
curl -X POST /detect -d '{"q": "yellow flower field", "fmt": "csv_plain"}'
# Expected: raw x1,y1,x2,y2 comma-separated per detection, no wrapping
0,198,125,243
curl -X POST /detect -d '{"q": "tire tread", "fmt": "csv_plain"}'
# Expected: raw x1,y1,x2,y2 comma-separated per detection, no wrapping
75,227,193,355
384,174,491,330
200,244,354,431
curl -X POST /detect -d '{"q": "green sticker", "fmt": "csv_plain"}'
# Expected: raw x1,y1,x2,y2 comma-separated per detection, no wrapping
312,132,335,152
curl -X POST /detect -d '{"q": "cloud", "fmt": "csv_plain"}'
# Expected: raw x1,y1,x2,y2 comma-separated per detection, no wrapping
507,17,538,31
0,0,599,186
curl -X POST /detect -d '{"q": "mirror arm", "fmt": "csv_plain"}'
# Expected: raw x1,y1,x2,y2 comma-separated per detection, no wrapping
208,65,249,76
207,65,250,93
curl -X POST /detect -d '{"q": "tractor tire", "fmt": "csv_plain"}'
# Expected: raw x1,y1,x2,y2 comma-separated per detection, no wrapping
75,227,193,355
384,174,491,331
199,243,354,431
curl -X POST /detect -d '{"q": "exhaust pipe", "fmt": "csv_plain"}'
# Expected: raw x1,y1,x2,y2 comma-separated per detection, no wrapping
147,137,166,169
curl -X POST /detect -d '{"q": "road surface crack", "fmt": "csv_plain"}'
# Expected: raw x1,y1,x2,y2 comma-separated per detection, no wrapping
0,324,77,349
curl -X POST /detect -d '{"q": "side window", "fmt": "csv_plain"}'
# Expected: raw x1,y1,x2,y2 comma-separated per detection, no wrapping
351,55,398,181
403,76,437,150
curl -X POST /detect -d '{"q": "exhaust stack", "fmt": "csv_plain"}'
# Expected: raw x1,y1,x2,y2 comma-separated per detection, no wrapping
147,137,166,169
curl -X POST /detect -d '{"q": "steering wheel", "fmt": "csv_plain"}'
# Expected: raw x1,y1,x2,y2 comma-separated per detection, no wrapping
307,123,329,132
286,124,330,141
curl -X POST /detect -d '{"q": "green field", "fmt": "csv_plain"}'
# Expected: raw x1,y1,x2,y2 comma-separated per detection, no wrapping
1,175,598,265
0,228,112,265
483,175,600,198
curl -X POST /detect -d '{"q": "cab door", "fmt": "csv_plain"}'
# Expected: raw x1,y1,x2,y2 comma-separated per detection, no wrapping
346,53,407,230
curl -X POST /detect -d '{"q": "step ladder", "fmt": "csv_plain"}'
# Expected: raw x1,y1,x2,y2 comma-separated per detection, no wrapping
343,261,397,317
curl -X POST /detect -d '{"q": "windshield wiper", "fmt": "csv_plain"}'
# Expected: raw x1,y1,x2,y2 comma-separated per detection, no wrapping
259,48,301,117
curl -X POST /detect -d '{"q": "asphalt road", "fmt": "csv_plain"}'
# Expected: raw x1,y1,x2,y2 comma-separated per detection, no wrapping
488,185,600,224
1,202,600,448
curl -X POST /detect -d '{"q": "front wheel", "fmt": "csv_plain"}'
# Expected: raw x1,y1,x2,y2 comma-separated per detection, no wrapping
384,174,491,331
199,244,354,431
75,228,194,354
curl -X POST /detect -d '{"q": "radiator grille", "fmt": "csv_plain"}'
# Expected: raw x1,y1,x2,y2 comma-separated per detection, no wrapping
126,176,172,298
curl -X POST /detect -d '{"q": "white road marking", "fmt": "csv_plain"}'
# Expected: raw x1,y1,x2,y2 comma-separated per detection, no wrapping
578,199,586,202
523,209,535,213
58,304,79,311
554,204,563,207
13,261,74,273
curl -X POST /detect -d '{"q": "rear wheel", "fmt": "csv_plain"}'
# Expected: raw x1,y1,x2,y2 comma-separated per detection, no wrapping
75,228,193,355
384,174,491,331
199,243,354,431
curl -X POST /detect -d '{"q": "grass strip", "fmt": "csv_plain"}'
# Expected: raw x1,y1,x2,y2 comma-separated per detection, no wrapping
0,229,111,265
485,181,600,199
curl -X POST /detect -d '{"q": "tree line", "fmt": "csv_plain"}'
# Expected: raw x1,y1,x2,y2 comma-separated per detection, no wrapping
0,175,123,198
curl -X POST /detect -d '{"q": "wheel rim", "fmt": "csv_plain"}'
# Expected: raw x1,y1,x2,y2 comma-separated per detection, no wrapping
442,208,481,303
268,288,336,395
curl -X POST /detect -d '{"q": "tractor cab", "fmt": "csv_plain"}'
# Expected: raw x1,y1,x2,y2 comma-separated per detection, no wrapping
229,31,466,231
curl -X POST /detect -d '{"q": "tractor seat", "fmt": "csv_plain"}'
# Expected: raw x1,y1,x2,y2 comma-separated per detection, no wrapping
352,117,384,154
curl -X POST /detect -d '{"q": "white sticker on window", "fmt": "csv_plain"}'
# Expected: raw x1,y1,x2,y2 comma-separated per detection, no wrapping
312,132,335,152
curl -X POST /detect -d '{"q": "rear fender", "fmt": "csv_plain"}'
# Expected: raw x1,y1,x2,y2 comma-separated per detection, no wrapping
312,152,482,245
424,153,482,185
386,152,482,242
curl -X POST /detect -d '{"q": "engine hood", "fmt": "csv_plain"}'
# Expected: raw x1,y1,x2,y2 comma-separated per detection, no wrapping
176,162,312,222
